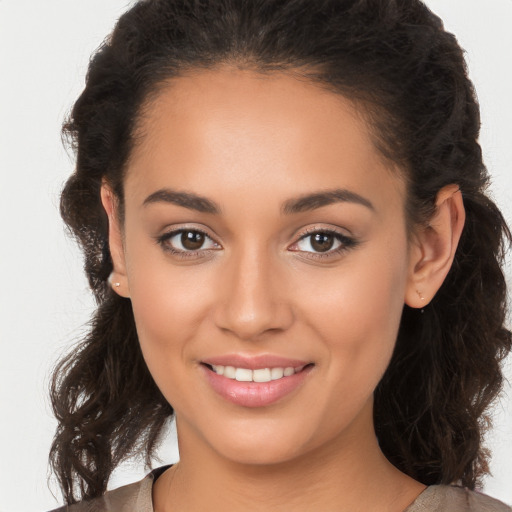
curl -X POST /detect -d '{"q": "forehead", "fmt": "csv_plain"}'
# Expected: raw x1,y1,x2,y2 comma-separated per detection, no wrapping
125,67,405,215
134,67,372,158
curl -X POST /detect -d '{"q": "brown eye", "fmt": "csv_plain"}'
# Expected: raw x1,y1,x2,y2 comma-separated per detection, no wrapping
158,229,220,255
292,229,356,257
310,233,335,252
181,231,205,250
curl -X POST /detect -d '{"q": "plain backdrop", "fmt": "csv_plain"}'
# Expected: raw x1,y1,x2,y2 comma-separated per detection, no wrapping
0,1,511,510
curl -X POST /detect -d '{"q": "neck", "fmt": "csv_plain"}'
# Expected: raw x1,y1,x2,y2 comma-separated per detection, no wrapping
153,404,425,512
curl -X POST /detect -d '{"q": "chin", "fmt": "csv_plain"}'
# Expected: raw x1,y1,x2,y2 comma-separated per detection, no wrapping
190,414,334,468
217,442,309,467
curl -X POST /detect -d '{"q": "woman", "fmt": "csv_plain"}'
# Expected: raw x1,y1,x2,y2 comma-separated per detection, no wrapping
49,0,512,510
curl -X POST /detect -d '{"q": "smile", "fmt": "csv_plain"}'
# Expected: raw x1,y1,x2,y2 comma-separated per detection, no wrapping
210,365,306,382
201,358,314,408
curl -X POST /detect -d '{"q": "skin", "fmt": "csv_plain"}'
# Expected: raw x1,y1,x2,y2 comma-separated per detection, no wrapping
102,67,465,512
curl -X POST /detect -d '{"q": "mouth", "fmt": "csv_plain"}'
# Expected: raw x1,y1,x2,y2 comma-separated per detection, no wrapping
202,363,312,383
200,358,314,408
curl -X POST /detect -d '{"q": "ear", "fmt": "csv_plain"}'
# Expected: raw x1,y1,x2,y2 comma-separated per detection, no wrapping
101,182,130,298
405,184,465,308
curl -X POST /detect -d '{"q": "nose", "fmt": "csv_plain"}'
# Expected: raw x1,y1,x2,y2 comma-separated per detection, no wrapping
213,244,294,341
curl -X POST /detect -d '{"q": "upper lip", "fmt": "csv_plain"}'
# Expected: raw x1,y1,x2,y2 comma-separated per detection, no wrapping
201,354,311,370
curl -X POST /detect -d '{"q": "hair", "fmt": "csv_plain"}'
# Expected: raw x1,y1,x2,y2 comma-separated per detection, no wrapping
50,0,511,505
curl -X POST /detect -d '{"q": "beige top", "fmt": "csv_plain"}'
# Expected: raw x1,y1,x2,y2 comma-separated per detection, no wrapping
50,468,512,512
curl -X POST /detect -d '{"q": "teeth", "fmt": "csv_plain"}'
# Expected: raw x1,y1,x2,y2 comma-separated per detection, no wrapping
211,365,304,382
283,367,295,377
270,367,284,380
224,366,236,379
253,368,271,382
235,368,253,382
212,365,224,376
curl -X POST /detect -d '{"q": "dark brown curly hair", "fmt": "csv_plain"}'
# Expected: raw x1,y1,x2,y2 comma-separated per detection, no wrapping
50,0,511,504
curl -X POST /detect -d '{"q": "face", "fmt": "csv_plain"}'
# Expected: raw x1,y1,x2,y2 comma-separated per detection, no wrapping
109,67,417,465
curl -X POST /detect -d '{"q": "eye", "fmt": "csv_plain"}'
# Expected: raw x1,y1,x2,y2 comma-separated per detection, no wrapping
157,228,220,256
297,232,340,253
289,228,358,258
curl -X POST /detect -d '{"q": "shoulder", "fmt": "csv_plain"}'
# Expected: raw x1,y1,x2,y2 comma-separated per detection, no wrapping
47,466,170,512
47,476,152,512
406,485,512,512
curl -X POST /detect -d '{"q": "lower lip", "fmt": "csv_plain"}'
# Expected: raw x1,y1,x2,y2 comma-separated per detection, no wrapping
201,365,313,408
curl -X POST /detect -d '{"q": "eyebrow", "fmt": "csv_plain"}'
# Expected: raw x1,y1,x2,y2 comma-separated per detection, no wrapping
281,188,374,214
143,189,221,214
142,187,374,215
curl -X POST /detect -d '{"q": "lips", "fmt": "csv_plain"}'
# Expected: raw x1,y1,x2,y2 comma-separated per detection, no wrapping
200,355,313,408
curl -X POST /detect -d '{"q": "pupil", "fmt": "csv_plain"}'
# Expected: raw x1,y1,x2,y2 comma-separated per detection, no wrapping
181,231,205,250
311,233,334,252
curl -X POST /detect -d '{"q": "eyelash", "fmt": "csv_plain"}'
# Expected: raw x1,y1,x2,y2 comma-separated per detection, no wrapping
156,227,358,260
156,227,219,260
291,227,358,259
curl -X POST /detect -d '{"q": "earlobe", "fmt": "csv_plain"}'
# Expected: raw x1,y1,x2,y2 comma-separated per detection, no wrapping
405,184,465,308
100,183,130,298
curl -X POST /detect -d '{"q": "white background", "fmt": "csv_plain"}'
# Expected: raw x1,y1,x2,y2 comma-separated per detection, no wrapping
0,1,511,510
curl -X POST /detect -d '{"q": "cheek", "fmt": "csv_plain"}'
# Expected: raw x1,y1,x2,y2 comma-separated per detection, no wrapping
297,241,409,389
123,223,213,333
127,270,212,411
122,238,217,396
128,270,214,371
